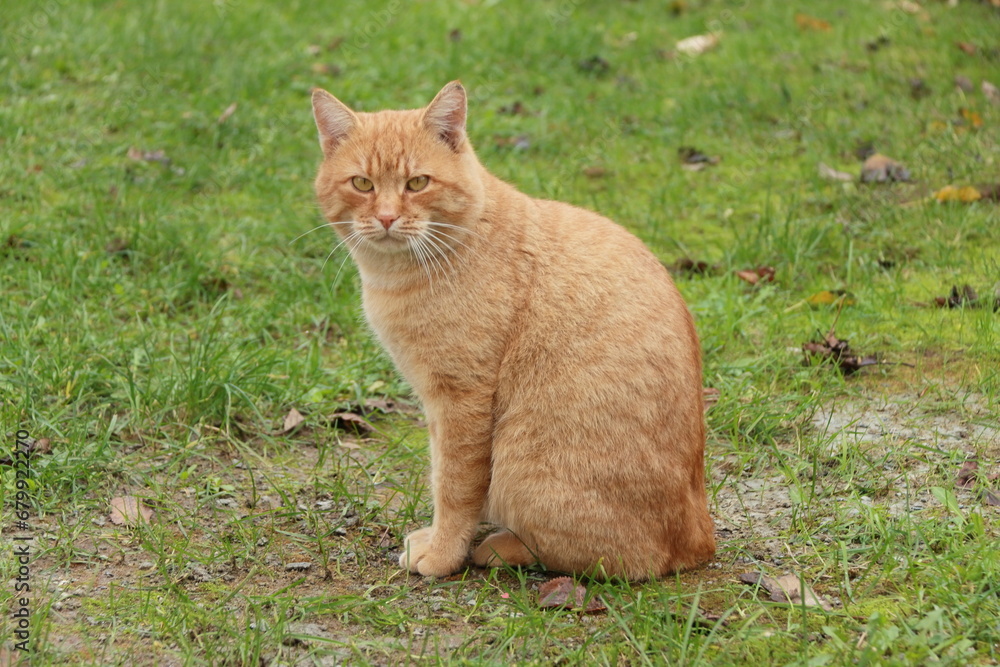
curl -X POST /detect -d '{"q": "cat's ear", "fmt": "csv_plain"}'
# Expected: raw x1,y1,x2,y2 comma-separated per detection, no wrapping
423,81,467,151
312,88,357,156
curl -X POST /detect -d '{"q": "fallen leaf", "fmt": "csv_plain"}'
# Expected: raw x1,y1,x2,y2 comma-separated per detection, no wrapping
703,387,720,412
127,147,170,164
739,572,833,610
986,491,1000,506
934,185,982,203
0,435,52,465
954,75,974,93
935,284,979,308
735,266,776,285
583,166,607,178
537,577,607,613
217,102,238,124
668,257,716,276
984,81,1000,106
306,44,322,57
311,62,341,76
281,407,306,434
795,13,831,31
802,330,879,375
678,146,721,170
957,41,977,55
957,458,979,488
818,162,854,182
675,33,719,57
958,108,983,129
448,28,462,42
865,36,890,52
860,153,910,183
807,290,856,306
909,78,932,100
577,55,611,74
499,101,527,116
109,496,153,526
329,412,377,435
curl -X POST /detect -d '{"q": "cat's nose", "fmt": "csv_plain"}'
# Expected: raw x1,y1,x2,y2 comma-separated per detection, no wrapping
376,213,398,230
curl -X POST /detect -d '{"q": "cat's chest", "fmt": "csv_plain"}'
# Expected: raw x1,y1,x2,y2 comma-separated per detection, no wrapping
360,279,511,393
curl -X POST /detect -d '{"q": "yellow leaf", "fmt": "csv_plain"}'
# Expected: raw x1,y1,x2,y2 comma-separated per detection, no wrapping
795,13,831,31
807,290,855,306
934,185,982,203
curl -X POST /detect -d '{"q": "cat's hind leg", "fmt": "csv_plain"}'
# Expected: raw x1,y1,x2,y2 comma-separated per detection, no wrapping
472,529,538,568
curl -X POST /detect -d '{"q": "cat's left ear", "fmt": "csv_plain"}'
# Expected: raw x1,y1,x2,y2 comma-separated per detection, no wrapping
423,81,467,151
312,88,358,156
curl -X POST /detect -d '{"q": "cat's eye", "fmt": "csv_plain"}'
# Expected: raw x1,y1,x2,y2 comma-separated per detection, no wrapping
352,176,374,192
406,175,429,192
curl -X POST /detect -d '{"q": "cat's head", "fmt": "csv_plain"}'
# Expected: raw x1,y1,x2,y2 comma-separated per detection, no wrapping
311,81,485,266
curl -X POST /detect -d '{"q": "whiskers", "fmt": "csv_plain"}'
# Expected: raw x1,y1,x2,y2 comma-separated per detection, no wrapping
294,217,481,293
403,220,481,293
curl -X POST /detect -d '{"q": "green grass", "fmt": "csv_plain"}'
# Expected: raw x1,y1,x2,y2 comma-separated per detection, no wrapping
2,0,1000,664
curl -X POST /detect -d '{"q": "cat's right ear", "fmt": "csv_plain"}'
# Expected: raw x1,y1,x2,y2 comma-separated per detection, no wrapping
312,89,357,156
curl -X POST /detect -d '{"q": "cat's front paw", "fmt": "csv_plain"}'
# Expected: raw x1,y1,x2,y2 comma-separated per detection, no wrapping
398,527,468,577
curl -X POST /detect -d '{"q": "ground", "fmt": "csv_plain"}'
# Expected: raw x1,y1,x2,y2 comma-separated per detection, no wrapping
1,0,999,664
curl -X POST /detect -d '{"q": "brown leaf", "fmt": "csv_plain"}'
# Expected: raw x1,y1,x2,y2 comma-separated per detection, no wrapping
583,166,607,178
984,81,1000,106
740,572,832,610
957,41,977,55
109,496,153,526
936,284,980,309
668,257,716,276
281,407,306,434
679,146,721,170
958,108,984,129
217,102,238,124
448,28,462,42
803,330,879,375
795,13,831,31
329,412,377,435
537,577,606,613
986,491,1000,506
957,458,979,488
127,147,170,164
955,75,974,93
703,387,720,412
860,153,910,183
499,101,527,116
735,266,776,285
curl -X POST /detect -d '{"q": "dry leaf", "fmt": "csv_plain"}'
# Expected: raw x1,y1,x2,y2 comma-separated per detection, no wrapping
668,257,716,276
675,33,719,57
127,147,170,164
281,407,306,434
802,330,879,375
955,75,974,92
957,458,979,488
795,13,831,31
583,166,608,178
329,412,377,435
703,387,720,412
934,284,979,308
739,572,833,610
537,577,607,613
807,290,856,306
818,162,854,182
735,266,776,285
109,496,153,526
958,108,983,129
934,185,982,203
983,81,1000,106
311,62,341,76
217,102,238,124
956,41,977,55
860,153,910,183
678,146,721,170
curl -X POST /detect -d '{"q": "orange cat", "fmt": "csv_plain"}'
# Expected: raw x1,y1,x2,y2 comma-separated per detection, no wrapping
311,82,715,580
